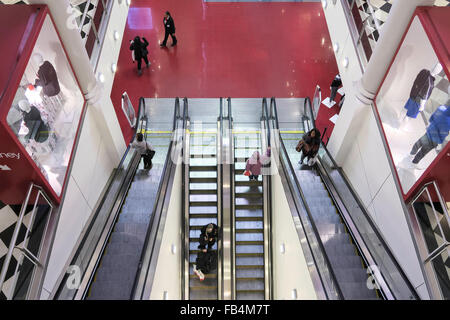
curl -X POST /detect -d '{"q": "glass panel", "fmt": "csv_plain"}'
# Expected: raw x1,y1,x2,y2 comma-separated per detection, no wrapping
8,189,52,300
430,247,450,299
5,15,85,197
317,147,417,299
374,16,450,194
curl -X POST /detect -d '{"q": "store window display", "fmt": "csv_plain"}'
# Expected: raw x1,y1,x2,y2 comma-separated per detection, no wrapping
374,16,450,194
5,15,85,197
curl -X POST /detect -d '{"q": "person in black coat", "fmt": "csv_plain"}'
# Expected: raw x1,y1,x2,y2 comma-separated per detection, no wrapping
130,36,150,75
198,223,219,252
329,74,342,102
160,11,177,47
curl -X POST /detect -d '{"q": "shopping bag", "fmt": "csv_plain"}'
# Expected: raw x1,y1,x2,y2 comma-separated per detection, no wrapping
243,170,251,176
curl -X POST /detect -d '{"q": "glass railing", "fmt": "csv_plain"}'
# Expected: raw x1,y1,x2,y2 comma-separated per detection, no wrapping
54,97,147,299
304,96,419,299
0,184,54,300
408,181,450,300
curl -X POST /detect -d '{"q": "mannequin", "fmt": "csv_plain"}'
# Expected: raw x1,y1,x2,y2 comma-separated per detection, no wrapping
399,62,442,123
33,53,60,97
18,100,49,143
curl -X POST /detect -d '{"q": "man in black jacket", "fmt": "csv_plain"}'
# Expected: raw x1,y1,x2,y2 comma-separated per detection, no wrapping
130,36,150,76
160,11,177,47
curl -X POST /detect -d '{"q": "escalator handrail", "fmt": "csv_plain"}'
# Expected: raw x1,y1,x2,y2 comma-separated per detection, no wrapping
131,97,184,299
304,96,420,299
228,97,237,299
270,99,344,299
117,97,146,169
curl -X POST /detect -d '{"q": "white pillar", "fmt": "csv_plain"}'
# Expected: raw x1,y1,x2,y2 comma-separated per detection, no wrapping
328,0,435,163
27,0,125,161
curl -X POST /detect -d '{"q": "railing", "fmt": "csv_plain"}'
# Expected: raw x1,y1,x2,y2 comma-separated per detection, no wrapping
261,98,273,299
304,97,420,299
407,181,450,300
216,98,224,299
228,97,237,300
131,98,184,299
269,97,343,300
182,97,191,299
0,183,54,300
54,97,146,299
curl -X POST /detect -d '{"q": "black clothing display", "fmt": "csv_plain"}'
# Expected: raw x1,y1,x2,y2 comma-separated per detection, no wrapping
409,69,435,102
161,16,177,46
35,61,60,97
198,223,219,251
23,106,49,143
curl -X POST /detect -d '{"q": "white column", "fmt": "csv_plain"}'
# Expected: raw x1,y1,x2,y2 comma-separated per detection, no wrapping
27,0,125,161
328,0,435,163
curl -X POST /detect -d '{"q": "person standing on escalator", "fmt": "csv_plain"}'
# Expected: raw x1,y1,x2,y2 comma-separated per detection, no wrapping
244,147,271,181
193,223,219,281
296,128,321,166
131,133,155,170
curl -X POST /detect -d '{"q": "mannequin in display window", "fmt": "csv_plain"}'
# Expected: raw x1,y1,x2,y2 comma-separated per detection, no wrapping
399,63,443,123
33,53,60,97
405,104,450,168
18,100,49,144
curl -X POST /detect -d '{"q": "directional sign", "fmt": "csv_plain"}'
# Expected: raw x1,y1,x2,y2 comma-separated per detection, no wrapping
0,165,11,171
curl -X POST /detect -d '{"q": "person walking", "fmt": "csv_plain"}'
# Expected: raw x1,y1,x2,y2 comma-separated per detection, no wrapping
244,147,271,181
296,128,321,165
329,74,342,102
160,11,177,47
130,36,150,76
131,133,155,169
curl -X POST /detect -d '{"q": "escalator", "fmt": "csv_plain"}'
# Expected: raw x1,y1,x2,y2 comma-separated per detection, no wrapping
269,97,420,300
281,132,378,299
183,98,221,300
55,98,182,300
188,126,219,299
233,125,265,299
230,98,271,300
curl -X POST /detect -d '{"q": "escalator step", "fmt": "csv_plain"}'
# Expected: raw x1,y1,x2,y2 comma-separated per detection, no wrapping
236,204,263,210
189,213,217,219
236,279,265,291
190,177,217,183
189,166,217,171
236,241,264,245
236,265,264,269
235,181,263,186
236,252,264,257
236,228,263,233
235,192,262,198
189,201,218,207
190,189,217,195
236,216,263,222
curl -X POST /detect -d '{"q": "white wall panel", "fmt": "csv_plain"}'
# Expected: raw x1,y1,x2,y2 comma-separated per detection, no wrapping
42,176,90,293
272,168,318,300
371,175,425,290
149,165,182,300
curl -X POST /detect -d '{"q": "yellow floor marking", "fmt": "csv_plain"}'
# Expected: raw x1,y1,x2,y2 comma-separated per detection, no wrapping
280,130,305,134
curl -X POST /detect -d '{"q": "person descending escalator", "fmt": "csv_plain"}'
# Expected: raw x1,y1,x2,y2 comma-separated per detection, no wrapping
193,223,218,281
131,133,155,170
296,128,321,166
243,147,271,181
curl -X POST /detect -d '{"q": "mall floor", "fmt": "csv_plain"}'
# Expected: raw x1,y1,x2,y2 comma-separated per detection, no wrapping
111,0,340,141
